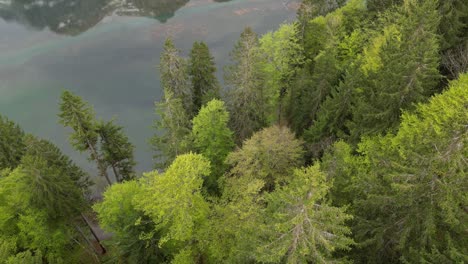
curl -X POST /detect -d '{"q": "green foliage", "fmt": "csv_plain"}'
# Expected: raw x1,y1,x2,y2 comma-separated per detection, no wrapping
152,92,192,170
0,115,25,170
0,156,86,262
160,38,192,117
59,90,110,184
23,135,91,193
93,180,164,263
135,153,210,250
191,99,234,193
352,74,468,262
225,27,268,143
348,0,441,141
227,125,304,192
189,41,220,112
59,90,135,184
438,0,468,51
152,38,195,170
257,165,354,263
97,120,136,182
259,23,305,123
200,176,265,263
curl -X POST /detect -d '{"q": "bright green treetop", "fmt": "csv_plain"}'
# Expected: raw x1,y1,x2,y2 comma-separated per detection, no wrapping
191,99,234,194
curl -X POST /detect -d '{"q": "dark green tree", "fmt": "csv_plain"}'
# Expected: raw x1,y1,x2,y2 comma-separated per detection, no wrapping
188,41,220,113
151,91,192,170
225,27,268,143
352,73,468,262
59,90,111,185
348,0,441,141
159,38,192,117
0,115,25,170
98,120,136,182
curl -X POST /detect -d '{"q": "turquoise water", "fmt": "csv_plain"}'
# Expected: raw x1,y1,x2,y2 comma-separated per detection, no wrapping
0,0,299,178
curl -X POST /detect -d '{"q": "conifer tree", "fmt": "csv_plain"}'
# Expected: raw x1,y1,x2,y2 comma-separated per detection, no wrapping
188,41,220,113
58,91,112,185
348,0,441,141
23,135,91,193
191,99,234,194
0,155,87,262
160,38,192,117
98,120,136,182
225,27,268,143
352,73,468,262
0,115,25,170
151,91,192,170
256,165,354,263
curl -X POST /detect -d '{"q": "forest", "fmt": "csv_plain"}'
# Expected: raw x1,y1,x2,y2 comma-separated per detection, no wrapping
0,0,467,263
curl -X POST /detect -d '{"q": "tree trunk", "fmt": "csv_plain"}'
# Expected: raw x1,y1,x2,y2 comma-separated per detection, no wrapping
81,213,107,254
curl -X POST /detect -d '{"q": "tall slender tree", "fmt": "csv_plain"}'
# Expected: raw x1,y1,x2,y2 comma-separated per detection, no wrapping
225,27,268,143
151,91,192,170
189,41,220,113
159,38,192,117
98,120,136,182
59,91,111,185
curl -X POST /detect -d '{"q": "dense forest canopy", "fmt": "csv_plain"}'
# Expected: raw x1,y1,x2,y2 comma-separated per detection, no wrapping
0,0,467,263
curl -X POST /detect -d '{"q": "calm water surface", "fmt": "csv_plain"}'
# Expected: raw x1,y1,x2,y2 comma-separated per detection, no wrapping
0,0,299,178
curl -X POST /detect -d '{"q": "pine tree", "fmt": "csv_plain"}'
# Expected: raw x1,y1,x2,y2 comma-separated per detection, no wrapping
256,165,354,263
0,115,25,170
58,91,112,185
348,0,441,141
160,38,192,117
23,135,91,193
191,99,234,194
225,27,268,143
353,73,468,262
98,120,136,182
151,91,192,170
188,41,220,113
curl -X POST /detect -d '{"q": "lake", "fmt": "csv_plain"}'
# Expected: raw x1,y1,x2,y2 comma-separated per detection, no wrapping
0,0,299,180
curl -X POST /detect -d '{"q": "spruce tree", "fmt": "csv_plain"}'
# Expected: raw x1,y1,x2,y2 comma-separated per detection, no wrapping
151,91,192,170
59,91,112,185
352,73,468,262
225,27,268,143
98,120,136,182
160,38,192,117
348,0,441,141
256,165,354,263
188,41,220,113
59,91,135,184
0,115,25,170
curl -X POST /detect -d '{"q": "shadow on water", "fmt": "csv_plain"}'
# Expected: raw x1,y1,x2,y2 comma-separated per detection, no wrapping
0,0,233,35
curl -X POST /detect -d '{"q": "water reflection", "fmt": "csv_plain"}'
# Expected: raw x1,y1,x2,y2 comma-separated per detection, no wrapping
0,0,230,35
